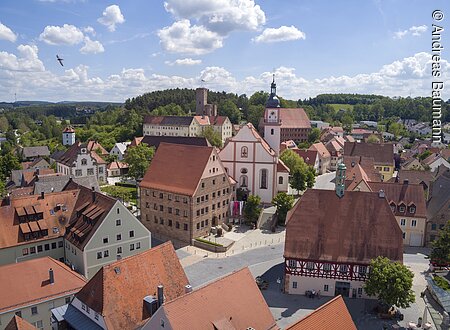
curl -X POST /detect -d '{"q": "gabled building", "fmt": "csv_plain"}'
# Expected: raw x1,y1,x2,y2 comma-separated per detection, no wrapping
0,257,86,330
326,139,344,171
64,181,151,279
365,181,427,247
286,295,356,330
422,153,450,172
140,143,235,244
62,127,75,146
259,78,311,153
293,149,319,173
219,123,289,204
388,169,434,198
109,142,130,161
284,164,403,298
143,268,279,330
56,141,107,183
20,146,50,161
4,315,37,330
344,142,395,181
52,242,189,330
309,142,331,174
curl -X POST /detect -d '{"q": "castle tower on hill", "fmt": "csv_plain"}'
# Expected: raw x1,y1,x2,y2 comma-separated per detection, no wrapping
195,88,217,117
62,126,75,146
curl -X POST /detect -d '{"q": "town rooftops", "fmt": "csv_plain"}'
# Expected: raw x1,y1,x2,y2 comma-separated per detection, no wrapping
0,190,79,249
153,267,278,330
140,135,210,150
343,155,382,182
0,257,86,314
278,108,311,128
33,174,100,195
5,315,37,330
284,189,403,263
75,242,189,330
58,141,107,166
427,174,450,219
286,295,356,330
344,142,394,165
309,142,331,159
140,143,218,196
21,146,50,159
293,149,318,167
143,115,194,126
367,181,427,218
388,170,434,188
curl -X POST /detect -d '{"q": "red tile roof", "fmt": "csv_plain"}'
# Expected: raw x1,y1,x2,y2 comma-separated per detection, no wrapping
107,161,129,170
343,155,382,182
344,142,394,165
277,159,290,173
286,296,356,330
76,242,189,330
0,190,79,249
0,257,86,314
293,149,318,167
309,142,331,159
5,315,37,330
140,143,215,196
367,181,427,218
284,189,403,263
158,268,278,330
279,108,311,129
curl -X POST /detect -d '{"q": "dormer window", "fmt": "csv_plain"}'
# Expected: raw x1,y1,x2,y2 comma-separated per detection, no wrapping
389,203,396,212
409,206,416,214
398,204,406,213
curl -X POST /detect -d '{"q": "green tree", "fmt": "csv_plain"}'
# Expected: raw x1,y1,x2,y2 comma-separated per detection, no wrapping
247,104,265,129
367,134,380,143
418,150,432,161
219,99,241,124
341,113,353,131
307,128,321,144
280,149,316,192
0,153,20,179
243,195,262,223
363,256,415,308
124,143,155,181
388,122,405,139
200,126,223,148
152,103,186,116
272,192,294,225
430,220,450,266
249,91,269,106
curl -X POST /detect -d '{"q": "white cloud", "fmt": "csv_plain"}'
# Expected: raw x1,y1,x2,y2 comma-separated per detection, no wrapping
158,20,223,55
83,26,96,36
164,0,265,35
0,22,17,42
39,24,84,45
0,44,45,72
80,37,104,54
0,52,448,102
394,25,427,39
253,25,305,43
98,5,125,32
165,58,202,66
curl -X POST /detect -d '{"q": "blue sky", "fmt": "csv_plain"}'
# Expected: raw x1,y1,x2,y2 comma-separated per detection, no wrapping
0,0,449,102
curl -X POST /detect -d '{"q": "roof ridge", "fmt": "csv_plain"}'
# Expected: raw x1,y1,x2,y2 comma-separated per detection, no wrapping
46,256,87,282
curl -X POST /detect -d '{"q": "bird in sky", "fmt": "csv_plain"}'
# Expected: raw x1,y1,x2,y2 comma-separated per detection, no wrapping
56,55,64,67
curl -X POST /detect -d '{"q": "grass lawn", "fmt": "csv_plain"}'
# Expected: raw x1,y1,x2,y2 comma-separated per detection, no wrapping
327,104,354,112
101,185,137,204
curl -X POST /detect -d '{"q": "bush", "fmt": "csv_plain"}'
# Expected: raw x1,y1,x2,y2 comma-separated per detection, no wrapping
433,275,450,291
195,238,223,247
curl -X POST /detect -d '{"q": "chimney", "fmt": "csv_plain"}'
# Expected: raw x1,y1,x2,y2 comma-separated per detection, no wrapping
49,268,54,284
91,186,96,201
157,285,164,307
378,190,385,198
185,285,193,293
41,191,45,199
5,193,10,206
403,179,409,185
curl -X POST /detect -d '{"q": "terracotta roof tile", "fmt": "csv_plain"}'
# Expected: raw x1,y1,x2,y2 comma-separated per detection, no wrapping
286,296,356,330
278,108,311,129
343,155,382,182
344,142,394,165
5,315,37,330
309,142,331,159
284,189,403,263
140,143,214,196
76,242,189,330
0,190,79,249
277,159,290,173
158,268,278,330
0,257,86,314
293,149,318,167
367,182,427,218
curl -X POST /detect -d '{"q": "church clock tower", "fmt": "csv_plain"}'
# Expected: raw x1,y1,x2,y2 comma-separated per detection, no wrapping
264,75,281,155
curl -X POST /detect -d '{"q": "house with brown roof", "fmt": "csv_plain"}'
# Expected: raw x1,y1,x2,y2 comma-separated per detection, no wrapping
308,142,331,174
422,153,450,172
143,267,278,330
0,257,86,330
286,295,356,330
56,141,107,184
140,143,235,244
388,169,434,198
0,190,79,266
426,170,450,246
293,149,319,173
4,315,37,330
63,181,151,279
219,123,289,204
356,181,427,247
259,78,311,154
20,146,50,161
344,142,395,181
52,242,189,330
326,138,344,171
284,165,403,298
